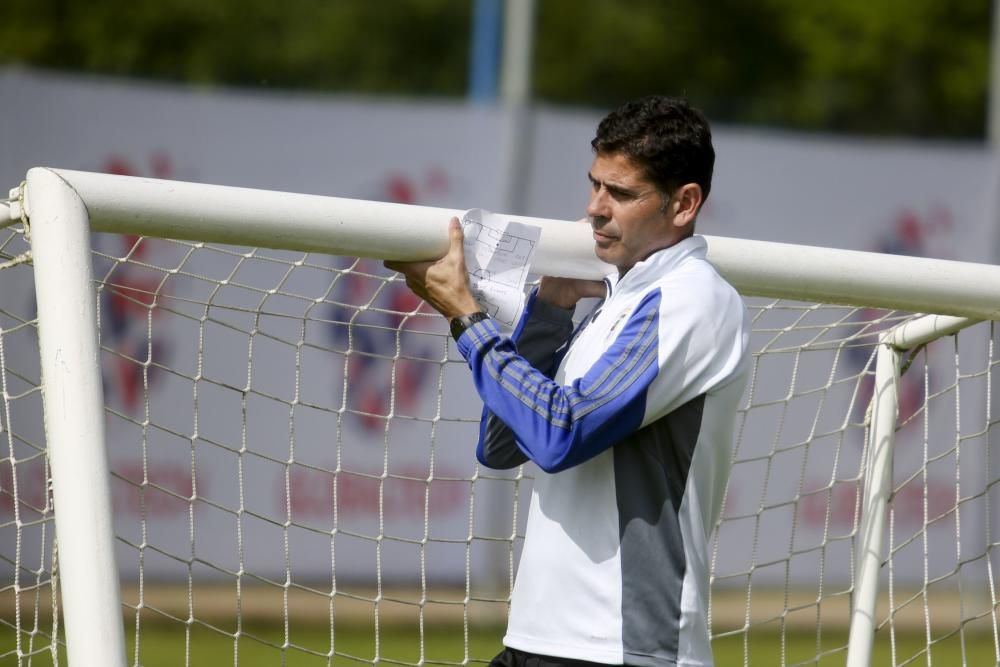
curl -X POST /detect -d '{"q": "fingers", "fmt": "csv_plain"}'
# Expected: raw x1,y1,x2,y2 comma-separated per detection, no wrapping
448,217,466,259
581,279,607,299
385,217,464,273
384,259,430,288
537,277,606,309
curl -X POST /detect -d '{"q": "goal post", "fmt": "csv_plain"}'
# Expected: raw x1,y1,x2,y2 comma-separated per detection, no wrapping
14,168,125,667
845,313,980,667
4,167,1000,666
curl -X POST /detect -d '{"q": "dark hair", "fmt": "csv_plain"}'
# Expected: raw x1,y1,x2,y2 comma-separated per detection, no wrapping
591,96,715,201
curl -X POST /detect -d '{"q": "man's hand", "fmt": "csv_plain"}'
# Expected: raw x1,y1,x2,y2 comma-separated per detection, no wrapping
536,276,606,310
384,217,482,320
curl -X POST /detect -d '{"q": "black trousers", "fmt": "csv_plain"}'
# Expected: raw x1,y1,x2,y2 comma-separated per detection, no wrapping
489,647,615,667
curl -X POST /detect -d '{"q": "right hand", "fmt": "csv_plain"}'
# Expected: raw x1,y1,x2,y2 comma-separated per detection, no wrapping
384,217,481,320
537,276,606,310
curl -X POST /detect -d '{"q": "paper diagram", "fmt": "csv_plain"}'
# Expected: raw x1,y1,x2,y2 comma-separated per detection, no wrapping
460,208,541,327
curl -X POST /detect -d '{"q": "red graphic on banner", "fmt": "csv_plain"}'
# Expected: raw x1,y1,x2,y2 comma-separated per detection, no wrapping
0,457,204,520
286,465,468,521
788,206,957,531
328,168,451,432
112,460,204,519
104,151,174,179
329,262,438,429
846,206,954,433
797,477,956,529
0,458,48,515
98,154,176,414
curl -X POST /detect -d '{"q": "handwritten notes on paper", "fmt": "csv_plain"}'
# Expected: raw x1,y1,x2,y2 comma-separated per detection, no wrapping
461,208,540,327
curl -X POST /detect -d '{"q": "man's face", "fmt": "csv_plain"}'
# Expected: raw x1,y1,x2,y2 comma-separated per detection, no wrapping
586,152,677,273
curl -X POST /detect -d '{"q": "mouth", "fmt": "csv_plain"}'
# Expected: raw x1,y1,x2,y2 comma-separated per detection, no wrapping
589,217,617,246
593,230,616,245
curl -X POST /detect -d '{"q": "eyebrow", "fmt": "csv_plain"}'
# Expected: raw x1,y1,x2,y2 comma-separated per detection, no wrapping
588,171,643,198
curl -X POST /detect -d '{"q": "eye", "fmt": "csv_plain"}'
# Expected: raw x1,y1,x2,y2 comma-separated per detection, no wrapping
608,187,635,202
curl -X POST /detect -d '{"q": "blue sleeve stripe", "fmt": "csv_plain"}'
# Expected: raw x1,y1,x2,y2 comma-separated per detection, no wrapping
567,309,659,416
482,293,661,430
487,309,658,427
458,291,663,471
509,288,538,342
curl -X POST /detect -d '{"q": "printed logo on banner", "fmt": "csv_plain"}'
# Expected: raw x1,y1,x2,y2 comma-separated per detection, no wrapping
327,168,450,433
96,153,178,415
287,465,469,522
287,166,475,529
0,458,47,515
845,207,953,428
796,205,957,531
103,151,175,181
94,152,206,521
847,207,952,436
327,264,434,431
111,460,203,518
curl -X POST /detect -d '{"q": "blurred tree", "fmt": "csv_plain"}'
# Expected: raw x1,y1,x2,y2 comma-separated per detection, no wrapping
534,0,990,138
777,0,990,137
0,0,471,94
0,0,990,138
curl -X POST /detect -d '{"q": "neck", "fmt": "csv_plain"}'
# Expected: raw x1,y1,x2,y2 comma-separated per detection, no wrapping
617,231,694,278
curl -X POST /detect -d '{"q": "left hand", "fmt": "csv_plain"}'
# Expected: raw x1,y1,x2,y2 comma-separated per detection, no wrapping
384,217,482,320
537,276,606,310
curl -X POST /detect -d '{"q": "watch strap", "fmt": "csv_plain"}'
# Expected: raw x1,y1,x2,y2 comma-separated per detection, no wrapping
450,311,490,342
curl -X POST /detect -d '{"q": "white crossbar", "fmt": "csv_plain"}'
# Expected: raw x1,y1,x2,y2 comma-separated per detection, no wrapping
23,168,1000,319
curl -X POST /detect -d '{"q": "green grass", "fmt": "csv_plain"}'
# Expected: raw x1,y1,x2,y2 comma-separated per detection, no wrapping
2,622,506,667
5,622,999,666
124,622,505,666
712,628,1000,666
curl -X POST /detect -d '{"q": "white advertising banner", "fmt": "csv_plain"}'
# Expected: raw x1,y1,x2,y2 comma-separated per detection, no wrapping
1,69,997,586
0,69,509,585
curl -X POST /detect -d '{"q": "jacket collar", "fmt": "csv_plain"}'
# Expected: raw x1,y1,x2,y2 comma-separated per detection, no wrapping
604,235,708,298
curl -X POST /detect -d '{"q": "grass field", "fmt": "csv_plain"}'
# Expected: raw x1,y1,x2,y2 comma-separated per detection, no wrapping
6,621,999,666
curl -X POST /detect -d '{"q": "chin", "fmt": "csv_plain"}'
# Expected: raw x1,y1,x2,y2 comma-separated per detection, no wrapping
594,248,617,266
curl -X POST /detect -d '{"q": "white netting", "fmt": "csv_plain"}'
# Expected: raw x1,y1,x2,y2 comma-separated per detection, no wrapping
1,224,60,664
2,227,999,666
711,302,1000,665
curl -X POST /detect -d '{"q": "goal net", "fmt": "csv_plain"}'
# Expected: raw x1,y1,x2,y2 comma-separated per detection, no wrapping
2,169,999,666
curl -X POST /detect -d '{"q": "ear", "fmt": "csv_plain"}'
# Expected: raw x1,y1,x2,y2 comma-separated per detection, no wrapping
669,183,704,229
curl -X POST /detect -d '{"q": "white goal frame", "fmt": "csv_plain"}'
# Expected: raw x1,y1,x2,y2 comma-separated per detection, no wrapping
8,166,1000,666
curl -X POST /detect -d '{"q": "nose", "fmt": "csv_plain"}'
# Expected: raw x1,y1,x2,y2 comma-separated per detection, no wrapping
587,187,610,222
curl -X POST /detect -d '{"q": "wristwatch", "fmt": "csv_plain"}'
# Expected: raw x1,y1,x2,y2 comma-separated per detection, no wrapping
450,311,490,341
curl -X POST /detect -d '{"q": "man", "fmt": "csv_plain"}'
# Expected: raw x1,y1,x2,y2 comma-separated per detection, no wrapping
387,96,750,667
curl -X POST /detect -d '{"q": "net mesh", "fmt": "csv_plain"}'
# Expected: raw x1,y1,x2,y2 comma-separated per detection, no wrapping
711,302,1000,665
1,227,999,666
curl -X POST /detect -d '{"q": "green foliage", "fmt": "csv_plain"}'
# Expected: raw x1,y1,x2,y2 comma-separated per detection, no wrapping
0,0,471,95
0,0,990,137
534,0,990,137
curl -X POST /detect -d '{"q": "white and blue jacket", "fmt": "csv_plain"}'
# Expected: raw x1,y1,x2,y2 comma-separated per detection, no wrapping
455,235,750,666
